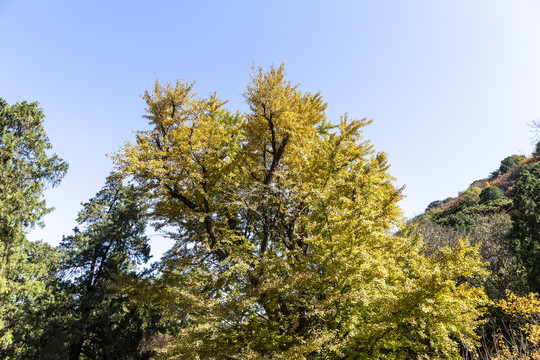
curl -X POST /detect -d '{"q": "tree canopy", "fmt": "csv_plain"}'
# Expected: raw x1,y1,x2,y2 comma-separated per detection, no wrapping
511,162,540,292
6,176,153,360
113,65,488,359
0,98,67,352
58,176,151,360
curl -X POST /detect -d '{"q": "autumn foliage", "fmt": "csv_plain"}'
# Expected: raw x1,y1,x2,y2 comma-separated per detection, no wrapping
112,65,488,359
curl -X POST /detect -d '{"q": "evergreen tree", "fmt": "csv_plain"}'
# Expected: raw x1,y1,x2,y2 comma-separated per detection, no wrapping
59,176,152,360
511,162,540,292
16,177,153,360
0,98,67,355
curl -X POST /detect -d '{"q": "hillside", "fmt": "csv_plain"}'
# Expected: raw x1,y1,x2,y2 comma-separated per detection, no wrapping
409,145,540,358
419,153,536,231
412,148,540,291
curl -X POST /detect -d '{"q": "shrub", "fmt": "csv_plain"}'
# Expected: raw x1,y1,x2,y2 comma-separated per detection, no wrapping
460,186,482,197
499,155,527,175
479,186,504,204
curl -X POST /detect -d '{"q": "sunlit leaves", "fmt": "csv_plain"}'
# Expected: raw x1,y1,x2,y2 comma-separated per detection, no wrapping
113,65,487,359
491,291,540,359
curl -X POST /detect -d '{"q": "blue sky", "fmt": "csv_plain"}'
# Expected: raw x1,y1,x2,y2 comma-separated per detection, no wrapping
2,1,540,260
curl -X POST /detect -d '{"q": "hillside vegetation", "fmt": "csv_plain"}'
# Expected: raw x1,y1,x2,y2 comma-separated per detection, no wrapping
410,144,540,359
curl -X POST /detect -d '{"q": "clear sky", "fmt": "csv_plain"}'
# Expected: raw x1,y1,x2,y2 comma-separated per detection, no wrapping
2,1,540,260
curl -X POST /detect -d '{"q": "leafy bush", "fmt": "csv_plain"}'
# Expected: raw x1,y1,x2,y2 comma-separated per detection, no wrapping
501,155,527,174
435,212,476,232
432,191,512,234
460,186,482,198
480,186,504,204
474,197,512,214
431,196,478,231
491,155,527,179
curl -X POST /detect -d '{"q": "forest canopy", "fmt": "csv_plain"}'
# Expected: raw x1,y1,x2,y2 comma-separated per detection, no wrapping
8,64,540,359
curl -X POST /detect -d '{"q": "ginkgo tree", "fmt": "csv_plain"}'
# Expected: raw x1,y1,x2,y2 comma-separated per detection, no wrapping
113,64,488,359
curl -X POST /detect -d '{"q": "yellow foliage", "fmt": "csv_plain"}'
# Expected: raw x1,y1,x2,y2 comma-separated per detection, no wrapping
490,291,540,359
113,64,488,359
